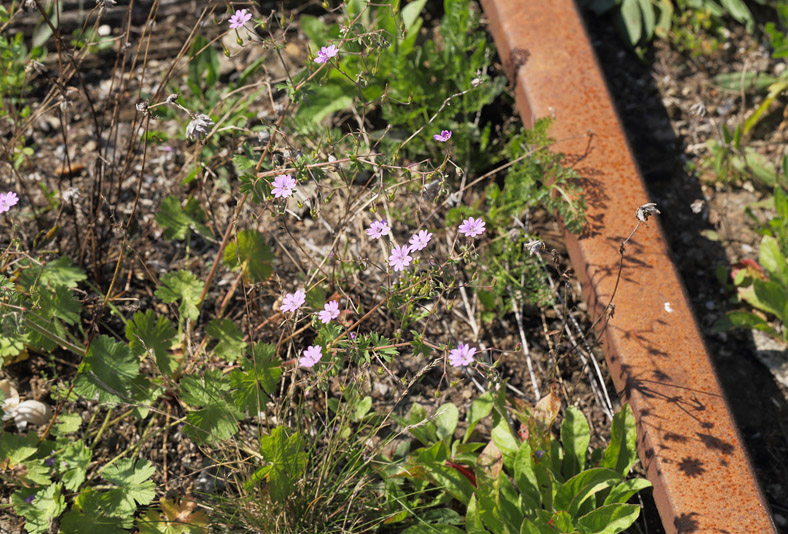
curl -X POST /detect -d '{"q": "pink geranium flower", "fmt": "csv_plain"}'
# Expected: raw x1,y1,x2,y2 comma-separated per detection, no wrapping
318,300,340,324
388,245,412,272
0,192,19,214
365,219,391,240
281,290,306,313
458,217,485,238
271,174,296,198
228,9,252,29
409,230,432,251
448,343,476,367
433,130,452,142
299,345,323,368
314,44,339,64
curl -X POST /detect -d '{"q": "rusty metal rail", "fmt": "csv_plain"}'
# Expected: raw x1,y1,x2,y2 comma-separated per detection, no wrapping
479,0,777,532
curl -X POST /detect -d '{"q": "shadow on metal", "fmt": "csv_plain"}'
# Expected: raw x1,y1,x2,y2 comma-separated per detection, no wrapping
479,0,777,532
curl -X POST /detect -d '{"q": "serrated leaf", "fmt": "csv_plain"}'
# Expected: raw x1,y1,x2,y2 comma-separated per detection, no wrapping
181,370,240,443
206,318,246,362
100,457,156,516
52,413,82,435
257,426,308,502
32,256,86,288
156,196,211,241
74,335,139,404
230,343,282,412
37,285,81,325
58,440,92,491
0,432,39,466
223,230,274,283
13,483,66,534
61,510,129,534
21,459,52,485
126,310,178,376
155,270,204,322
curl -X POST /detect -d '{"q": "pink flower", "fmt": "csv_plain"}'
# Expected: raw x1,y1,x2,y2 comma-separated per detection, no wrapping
409,230,432,251
448,343,476,367
365,219,391,240
271,174,296,198
318,300,340,324
0,192,19,214
388,245,412,272
458,217,485,238
314,45,339,64
281,290,306,313
299,345,323,368
433,130,452,142
228,9,252,29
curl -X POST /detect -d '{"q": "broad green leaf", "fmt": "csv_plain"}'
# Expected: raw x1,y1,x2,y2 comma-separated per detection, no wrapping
25,256,86,288
713,311,777,337
100,458,156,517
604,478,652,505
435,403,459,441
155,270,204,322
126,310,178,376
294,82,355,127
12,483,66,534
465,391,493,441
422,463,475,505
156,196,211,241
514,441,541,509
37,285,81,325
0,432,39,466
635,0,654,40
181,370,240,443
402,525,465,534
223,230,274,283
20,459,52,485
258,426,308,502
547,510,575,532
465,494,485,532
491,407,519,467
561,406,591,478
74,335,139,404
577,503,641,534
230,343,282,412
301,14,330,46
52,413,82,435
553,468,621,516
759,235,788,288
720,0,754,31
601,404,637,477
206,318,246,362
401,403,438,446
752,278,788,321
619,0,642,45
61,511,129,534
402,0,429,31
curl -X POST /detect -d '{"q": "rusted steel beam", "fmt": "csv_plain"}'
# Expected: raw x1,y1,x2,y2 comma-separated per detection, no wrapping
479,0,777,532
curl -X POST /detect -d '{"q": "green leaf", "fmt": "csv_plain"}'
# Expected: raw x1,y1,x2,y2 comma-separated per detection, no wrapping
553,468,622,516
635,0,654,41
205,318,246,362
402,0,429,31
20,459,52,485
61,510,129,534
257,426,308,502
561,406,591,478
301,14,330,46
58,440,92,491
74,335,139,404
37,285,81,325
402,525,465,534
752,278,788,321
223,230,274,283
713,310,777,337
100,458,156,517
230,343,282,412
126,310,178,376
619,0,642,45
181,370,240,443
32,256,86,288
294,82,355,127
52,413,82,435
577,503,641,534
0,432,39,466
435,403,459,441
604,478,652,505
12,483,66,534
465,391,493,441
514,441,541,510
759,235,788,287
719,0,754,31
421,463,475,505
601,404,637,477
156,196,211,241
155,270,204,322
491,408,518,467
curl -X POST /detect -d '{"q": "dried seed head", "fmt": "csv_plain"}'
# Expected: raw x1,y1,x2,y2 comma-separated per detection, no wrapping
25,60,45,75
186,114,215,142
690,199,705,214
135,101,149,115
690,101,706,119
525,239,544,257
636,202,660,223
166,93,179,105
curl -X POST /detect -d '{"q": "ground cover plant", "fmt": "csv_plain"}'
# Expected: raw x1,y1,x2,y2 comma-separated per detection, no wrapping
0,1,655,532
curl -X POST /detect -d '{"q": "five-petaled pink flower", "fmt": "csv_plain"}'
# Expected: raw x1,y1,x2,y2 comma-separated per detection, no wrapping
365,219,391,240
449,343,476,367
281,290,306,313
271,174,296,198
314,45,339,64
388,245,412,272
409,230,432,251
433,130,452,142
0,192,19,214
318,300,340,324
458,217,485,238
228,9,252,29
299,345,323,368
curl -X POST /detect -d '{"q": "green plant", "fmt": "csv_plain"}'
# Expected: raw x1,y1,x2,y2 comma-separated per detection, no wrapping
385,388,650,534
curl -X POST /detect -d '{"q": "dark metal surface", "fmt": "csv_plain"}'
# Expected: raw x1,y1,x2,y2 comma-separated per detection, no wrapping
479,0,777,532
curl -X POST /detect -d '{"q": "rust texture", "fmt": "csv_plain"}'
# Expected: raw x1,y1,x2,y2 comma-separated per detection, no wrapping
479,0,777,532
